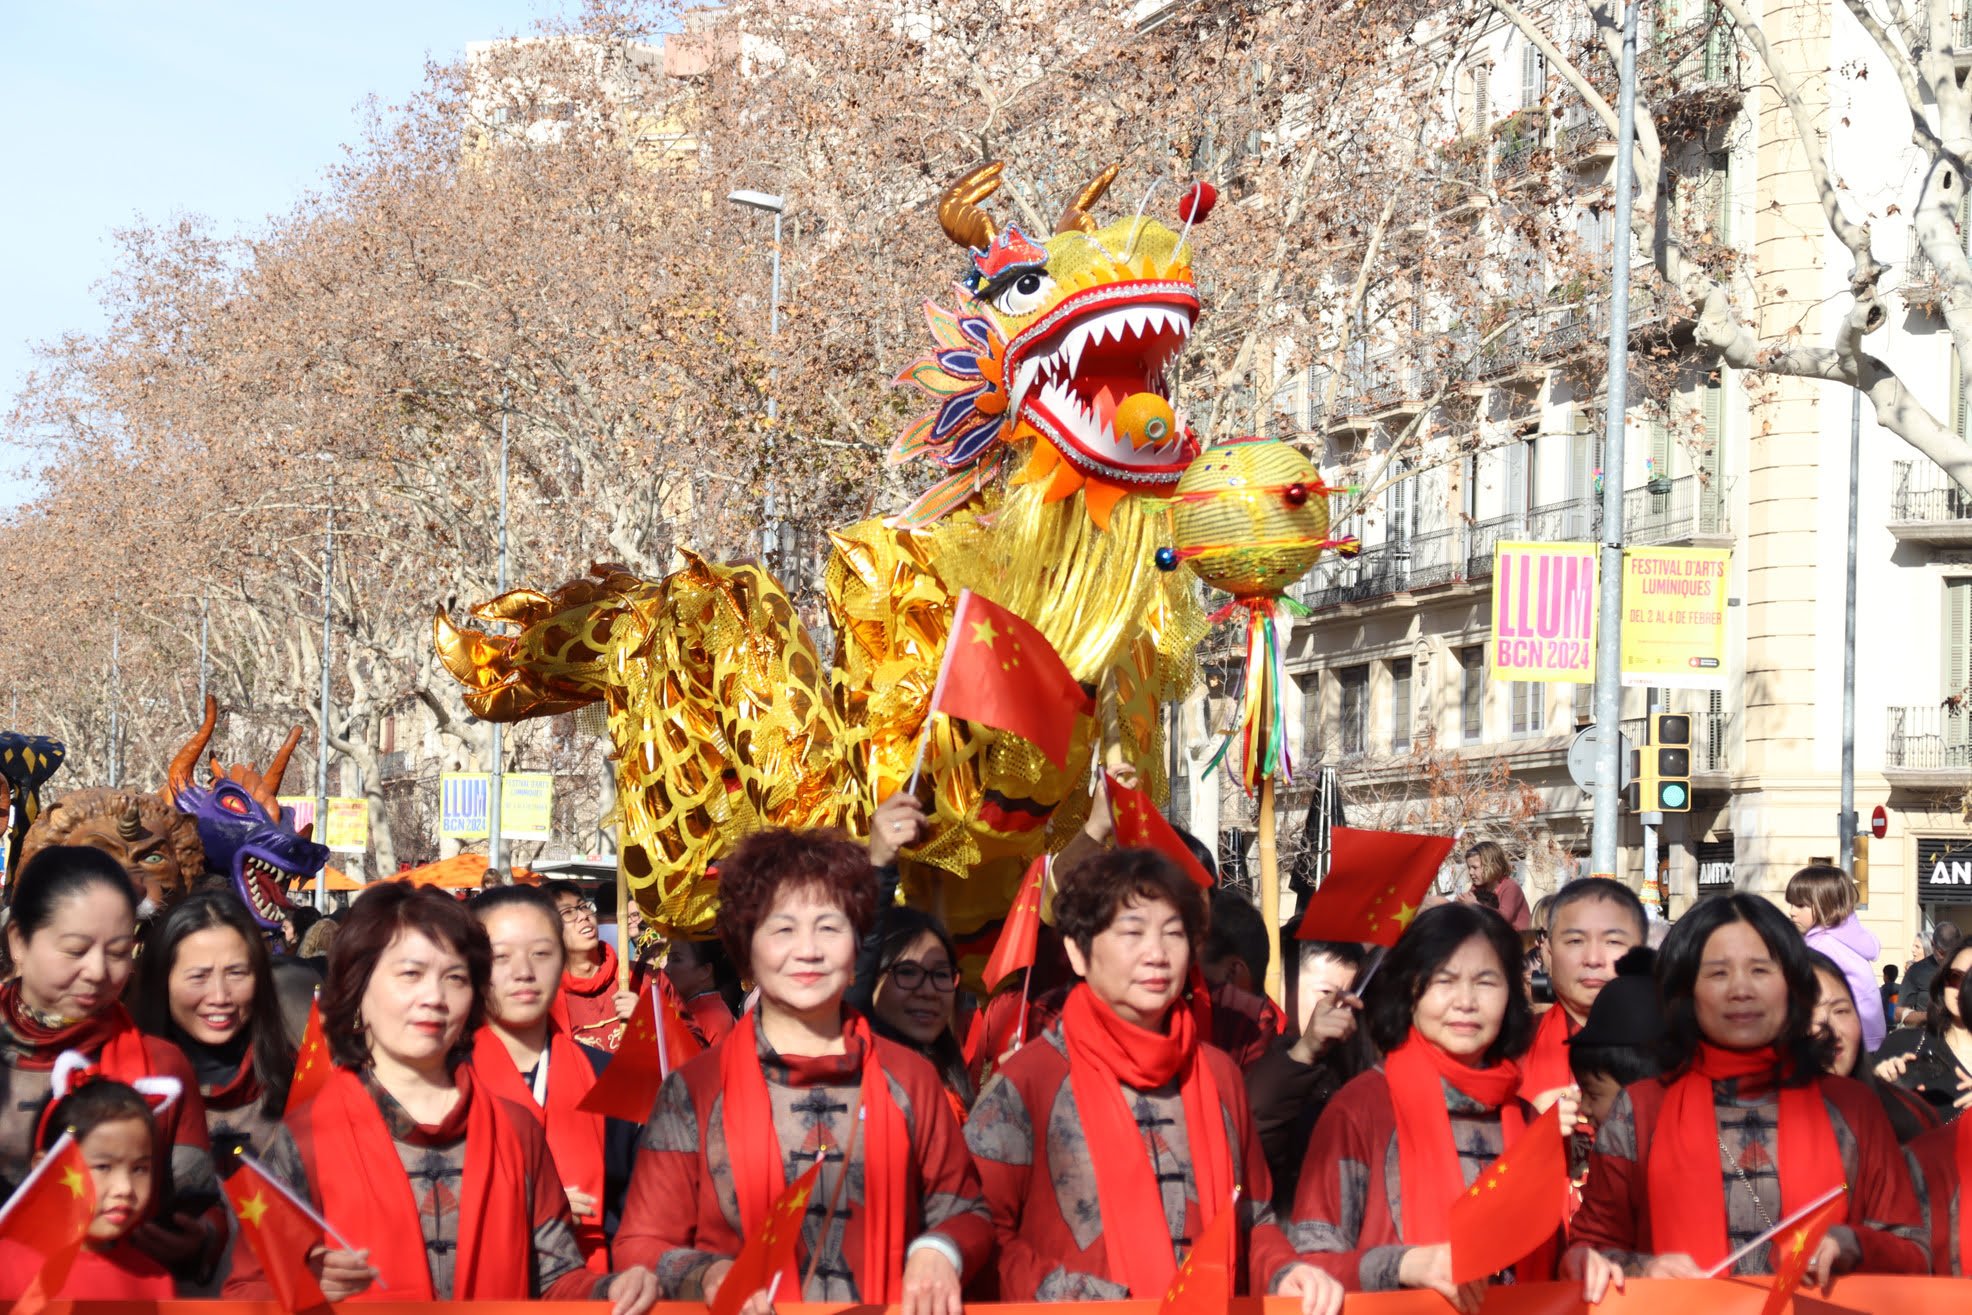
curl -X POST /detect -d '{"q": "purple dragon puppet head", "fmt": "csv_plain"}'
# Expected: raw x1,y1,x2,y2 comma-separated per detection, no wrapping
167,697,330,929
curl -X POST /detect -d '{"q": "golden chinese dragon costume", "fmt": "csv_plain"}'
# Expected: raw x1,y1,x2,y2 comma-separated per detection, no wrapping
435,163,1216,938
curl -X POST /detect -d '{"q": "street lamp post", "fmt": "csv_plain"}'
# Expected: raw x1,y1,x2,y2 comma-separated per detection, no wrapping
727,188,784,567
315,462,335,910
487,399,510,881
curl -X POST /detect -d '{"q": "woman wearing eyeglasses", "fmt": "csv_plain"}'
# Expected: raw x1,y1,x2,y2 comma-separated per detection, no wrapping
858,909,975,1120
550,888,641,1053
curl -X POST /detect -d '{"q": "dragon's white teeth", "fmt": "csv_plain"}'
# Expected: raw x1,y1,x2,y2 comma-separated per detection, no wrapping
1123,307,1149,337
1066,333,1085,377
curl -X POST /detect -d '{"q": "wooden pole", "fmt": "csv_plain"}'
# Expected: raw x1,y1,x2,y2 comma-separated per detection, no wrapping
1259,774,1282,1006
616,839,631,992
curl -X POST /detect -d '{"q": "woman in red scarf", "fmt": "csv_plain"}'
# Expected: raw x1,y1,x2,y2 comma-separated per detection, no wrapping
614,825,992,1314
468,884,612,1270
552,887,638,1052
1567,894,1927,1303
967,848,1340,1314
0,846,215,1281
1288,902,1567,1313
132,892,297,1162
220,882,657,1312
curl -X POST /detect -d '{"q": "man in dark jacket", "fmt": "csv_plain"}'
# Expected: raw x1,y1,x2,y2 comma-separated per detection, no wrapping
1243,937,1366,1210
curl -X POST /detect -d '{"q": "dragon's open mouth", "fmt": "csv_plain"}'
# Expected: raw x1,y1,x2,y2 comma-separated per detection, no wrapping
1006,281,1199,478
236,852,299,924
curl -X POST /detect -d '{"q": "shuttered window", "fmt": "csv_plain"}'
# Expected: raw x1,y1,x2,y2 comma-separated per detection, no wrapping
1461,646,1486,743
1391,658,1414,751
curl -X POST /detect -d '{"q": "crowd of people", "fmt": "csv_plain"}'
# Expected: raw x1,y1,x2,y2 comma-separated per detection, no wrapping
1,781,1969,1311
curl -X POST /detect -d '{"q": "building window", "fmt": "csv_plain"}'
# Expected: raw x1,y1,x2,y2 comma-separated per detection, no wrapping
1460,646,1486,743
1338,665,1369,757
1511,681,1542,737
1573,681,1593,724
1391,657,1413,751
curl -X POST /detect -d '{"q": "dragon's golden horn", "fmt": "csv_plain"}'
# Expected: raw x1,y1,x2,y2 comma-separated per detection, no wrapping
1055,163,1122,236
938,161,1003,249
165,695,218,803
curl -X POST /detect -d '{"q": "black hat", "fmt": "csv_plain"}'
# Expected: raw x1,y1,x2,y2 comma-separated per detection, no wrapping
1567,946,1664,1050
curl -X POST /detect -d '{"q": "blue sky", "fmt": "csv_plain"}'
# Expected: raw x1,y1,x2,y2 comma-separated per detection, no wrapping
0,0,562,506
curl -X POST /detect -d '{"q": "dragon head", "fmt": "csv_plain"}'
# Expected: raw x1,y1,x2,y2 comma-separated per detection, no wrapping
167,697,330,930
891,161,1204,529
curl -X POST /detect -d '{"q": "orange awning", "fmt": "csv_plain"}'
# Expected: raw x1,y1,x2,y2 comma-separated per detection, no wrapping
320,865,364,891
390,855,543,889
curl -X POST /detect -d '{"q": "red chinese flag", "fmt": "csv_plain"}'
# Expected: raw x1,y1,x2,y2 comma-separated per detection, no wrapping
223,1154,329,1313
287,997,332,1109
1760,1188,1849,1315
1449,1103,1570,1283
929,590,1093,769
1106,771,1214,888
983,855,1047,989
577,980,705,1123
0,1132,97,1314
1295,826,1457,946
710,1157,826,1315
1157,1187,1241,1315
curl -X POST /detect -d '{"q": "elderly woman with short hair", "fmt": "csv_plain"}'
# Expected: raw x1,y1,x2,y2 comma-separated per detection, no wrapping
966,847,1341,1314
614,827,992,1315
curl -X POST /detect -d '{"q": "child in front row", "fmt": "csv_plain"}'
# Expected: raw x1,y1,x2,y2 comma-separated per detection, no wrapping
0,1076,176,1300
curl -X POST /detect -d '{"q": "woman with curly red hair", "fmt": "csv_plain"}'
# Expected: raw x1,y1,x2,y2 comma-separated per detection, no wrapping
613,824,992,1315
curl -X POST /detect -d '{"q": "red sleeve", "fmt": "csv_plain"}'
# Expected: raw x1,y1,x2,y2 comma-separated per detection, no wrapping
612,1066,734,1293
900,1052,994,1281
1566,1088,1649,1269
1287,1074,1390,1289
1215,1051,1294,1293
511,1104,607,1300
1827,1081,1929,1274
964,1065,1064,1300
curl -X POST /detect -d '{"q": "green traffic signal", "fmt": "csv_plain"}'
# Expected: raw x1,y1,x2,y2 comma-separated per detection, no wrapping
1659,782,1690,809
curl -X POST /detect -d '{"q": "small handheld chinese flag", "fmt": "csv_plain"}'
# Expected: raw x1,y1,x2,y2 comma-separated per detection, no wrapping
223,1153,330,1313
577,979,706,1123
709,1156,826,1315
287,994,332,1109
1294,826,1457,946
927,590,1093,769
1759,1187,1849,1315
983,855,1048,990
1106,771,1214,888
0,1131,96,1315
1158,1186,1241,1315
1448,1103,1570,1283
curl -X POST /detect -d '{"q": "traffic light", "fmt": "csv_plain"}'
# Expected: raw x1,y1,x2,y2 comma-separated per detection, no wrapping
1622,748,1641,812
1852,834,1870,905
1647,712,1692,812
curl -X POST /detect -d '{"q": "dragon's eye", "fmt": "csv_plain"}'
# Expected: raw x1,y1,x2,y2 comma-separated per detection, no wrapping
219,794,250,815
993,271,1054,317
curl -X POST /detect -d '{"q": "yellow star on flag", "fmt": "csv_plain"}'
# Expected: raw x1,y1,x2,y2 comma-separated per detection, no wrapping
970,617,1000,647
237,1192,270,1228
60,1166,86,1197
1393,902,1419,930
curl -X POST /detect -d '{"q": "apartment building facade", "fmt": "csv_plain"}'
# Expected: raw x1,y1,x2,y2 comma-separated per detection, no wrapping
1183,0,1972,956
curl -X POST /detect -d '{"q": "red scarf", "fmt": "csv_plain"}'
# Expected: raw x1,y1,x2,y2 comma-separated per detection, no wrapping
719,1011,907,1301
1518,1006,1578,1099
469,1023,607,1270
1384,1032,1525,1242
1061,983,1233,1298
1646,1045,1846,1269
0,984,151,1075
199,1047,262,1111
298,1066,532,1300
562,941,619,998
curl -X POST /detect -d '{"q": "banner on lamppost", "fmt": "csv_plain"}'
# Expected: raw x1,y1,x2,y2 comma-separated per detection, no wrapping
1488,542,1598,682
438,772,554,841
1619,547,1731,689
277,796,370,854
